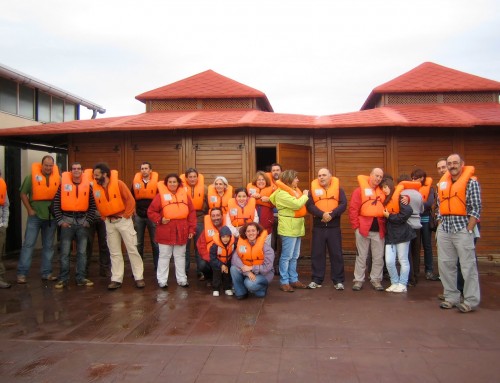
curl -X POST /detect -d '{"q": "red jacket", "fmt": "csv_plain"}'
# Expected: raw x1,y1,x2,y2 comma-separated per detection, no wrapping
147,191,196,245
348,187,386,239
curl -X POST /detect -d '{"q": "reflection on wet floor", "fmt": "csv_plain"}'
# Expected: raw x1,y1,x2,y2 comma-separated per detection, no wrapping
1,256,500,382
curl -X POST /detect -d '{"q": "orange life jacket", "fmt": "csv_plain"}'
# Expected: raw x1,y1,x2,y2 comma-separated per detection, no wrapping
180,173,205,210
358,175,385,217
133,172,159,200
84,169,95,187
266,172,279,191
398,180,420,191
204,215,220,252
275,180,307,217
60,172,90,212
311,178,339,212
31,163,60,201
207,184,233,215
236,230,267,266
212,233,235,264
0,177,6,206
438,166,475,216
247,182,274,208
92,170,125,217
418,177,433,202
228,198,256,227
384,184,404,214
157,182,189,219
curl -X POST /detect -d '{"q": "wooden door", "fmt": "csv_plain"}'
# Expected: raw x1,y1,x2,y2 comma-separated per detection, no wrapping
332,146,387,255
277,143,313,256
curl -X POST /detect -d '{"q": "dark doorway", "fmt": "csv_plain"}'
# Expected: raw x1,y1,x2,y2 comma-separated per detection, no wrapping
255,147,276,172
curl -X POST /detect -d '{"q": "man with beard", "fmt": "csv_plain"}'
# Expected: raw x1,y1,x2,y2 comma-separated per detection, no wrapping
196,207,224,270
93,163,145,290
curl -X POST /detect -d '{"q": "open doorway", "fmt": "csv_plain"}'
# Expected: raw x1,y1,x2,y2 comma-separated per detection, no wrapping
255,147,276,172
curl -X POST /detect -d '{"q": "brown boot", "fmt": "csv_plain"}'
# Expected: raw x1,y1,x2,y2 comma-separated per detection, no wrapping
290,281,307,289
280,284,294,292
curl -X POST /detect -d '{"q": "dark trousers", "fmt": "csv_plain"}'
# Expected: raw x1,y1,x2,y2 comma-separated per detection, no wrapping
212,267,232,291
310,226,344,284
408,228,422,284
86,219,110,275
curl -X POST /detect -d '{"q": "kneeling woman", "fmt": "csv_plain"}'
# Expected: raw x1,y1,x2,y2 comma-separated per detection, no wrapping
148,174,196,288
230,222,275,299
381,178,415,293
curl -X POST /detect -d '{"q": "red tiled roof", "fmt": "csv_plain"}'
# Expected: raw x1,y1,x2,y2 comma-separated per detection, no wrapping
362,62,500,110
135,70,273,111
1,103,499,138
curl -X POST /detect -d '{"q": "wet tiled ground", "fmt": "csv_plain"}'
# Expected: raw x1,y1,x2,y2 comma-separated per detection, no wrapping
1,255,500,382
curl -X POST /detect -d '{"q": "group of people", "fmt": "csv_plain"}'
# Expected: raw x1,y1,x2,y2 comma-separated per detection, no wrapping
0,153,482,312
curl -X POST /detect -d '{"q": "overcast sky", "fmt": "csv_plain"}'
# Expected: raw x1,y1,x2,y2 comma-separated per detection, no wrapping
2,0,499,120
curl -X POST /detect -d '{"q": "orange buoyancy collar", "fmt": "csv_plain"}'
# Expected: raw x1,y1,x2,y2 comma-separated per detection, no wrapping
0,177,6,206
247,183,274,208
236,230,268,266
180,173,205,210
157,182,190,219
357,175,385,217
311,177,339,212
212,234,236,264
31,163,60,201
133,172,159,200
228,198,256,227
438,166,475,216
92,170,125,218
60,172,90,212
275,180,307,217
207,184,233,215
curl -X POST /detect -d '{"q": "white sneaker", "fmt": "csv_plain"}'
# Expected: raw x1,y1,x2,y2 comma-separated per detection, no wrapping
224,289,234,296
385,284,399,292
307,281,322,289
213,291,220,297
393,284,407,293
334,283,344,290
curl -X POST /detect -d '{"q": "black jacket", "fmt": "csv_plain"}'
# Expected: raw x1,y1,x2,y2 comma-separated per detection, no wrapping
385,202,416,245
306,187,347,228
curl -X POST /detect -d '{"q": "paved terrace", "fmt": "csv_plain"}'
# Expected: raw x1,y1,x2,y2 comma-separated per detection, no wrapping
1,255,499,383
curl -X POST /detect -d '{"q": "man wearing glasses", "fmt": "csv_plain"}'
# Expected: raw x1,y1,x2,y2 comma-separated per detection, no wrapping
52,163,97,288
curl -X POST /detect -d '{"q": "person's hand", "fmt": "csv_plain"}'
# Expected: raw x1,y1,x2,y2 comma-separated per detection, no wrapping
61,222,71,228
261,196,270,203
247,271,256,281
241,265,253,272
221,265,228,273
188,233,194,239
302,189,309,197
383,209,389,218
321,212,332,222
161,217,170,224
401,195,409,205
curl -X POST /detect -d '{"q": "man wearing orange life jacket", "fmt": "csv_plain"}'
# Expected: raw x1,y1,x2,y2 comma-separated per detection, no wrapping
52,163,96,289
131,162,159,269
436,154,481,313
348,167,386,292
17,156,60,284
196,207,224,266
93,163,145,290
0,170,11,288
306,168,347,290
180,168,209,280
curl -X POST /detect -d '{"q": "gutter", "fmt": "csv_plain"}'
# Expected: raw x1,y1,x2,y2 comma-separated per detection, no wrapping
0,62,106,118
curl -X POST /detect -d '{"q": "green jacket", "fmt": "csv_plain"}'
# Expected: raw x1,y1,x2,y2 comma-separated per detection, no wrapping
269,189,308,237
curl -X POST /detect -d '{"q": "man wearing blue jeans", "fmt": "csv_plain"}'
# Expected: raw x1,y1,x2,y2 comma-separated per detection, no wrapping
52,163,97,288
17,156,60,284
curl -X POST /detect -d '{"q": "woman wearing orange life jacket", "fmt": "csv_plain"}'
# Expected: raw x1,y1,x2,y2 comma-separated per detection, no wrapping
147,174,196,288
226,187,259,239
247,171,274,245
207,176,233,216
269,169,309,293
381,178,415,293
230,222,275,299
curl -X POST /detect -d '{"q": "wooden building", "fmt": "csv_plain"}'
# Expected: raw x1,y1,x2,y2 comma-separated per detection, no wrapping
1,62,499,258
